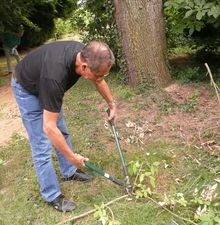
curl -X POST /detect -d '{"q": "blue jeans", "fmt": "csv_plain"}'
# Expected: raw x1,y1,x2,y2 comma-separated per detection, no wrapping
11,78,77,202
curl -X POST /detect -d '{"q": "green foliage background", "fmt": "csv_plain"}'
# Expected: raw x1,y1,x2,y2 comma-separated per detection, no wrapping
0,0,77,47
69,0,125,71
164,0,220,52
164,0,220,35
1,0,220,54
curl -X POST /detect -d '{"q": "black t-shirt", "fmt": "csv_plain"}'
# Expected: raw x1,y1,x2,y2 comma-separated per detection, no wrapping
15,41,84,112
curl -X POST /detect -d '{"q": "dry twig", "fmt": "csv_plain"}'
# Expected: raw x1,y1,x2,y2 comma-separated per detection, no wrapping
205,63,220,103
55,194,128,225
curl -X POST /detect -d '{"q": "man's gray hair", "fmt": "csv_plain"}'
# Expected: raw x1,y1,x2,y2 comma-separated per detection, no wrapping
80,41,115,73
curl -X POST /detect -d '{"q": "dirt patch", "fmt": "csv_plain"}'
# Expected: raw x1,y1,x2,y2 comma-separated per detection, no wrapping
113,83,220,154
0,74,219,155
164,83,220,144
0,82,26,146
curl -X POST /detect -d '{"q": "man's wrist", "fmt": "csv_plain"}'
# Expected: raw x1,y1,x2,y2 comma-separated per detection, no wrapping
108,99,117,107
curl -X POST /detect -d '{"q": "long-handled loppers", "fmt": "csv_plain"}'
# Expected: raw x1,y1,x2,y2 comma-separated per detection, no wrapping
84,109,133,195
106,109,133,194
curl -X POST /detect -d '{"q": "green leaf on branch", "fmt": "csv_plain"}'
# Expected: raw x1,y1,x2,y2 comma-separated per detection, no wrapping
185,9,195,18
150,176,156,188
196,11,205,20
209,6,220,18
0,158,4,165
199,210,220,225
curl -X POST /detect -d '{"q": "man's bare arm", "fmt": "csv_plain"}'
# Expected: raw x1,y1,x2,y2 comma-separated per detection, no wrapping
93,79,117,121
43,110,88,167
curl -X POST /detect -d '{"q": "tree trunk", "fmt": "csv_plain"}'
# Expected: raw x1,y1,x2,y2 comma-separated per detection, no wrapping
113,0,171,87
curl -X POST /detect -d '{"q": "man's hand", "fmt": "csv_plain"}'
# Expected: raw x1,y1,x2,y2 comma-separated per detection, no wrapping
70,153,89,167
107,101,117,123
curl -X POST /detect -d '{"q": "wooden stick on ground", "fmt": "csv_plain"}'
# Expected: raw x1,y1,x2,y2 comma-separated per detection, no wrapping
56,193,200,225
205,63,220,103
56,194,129,225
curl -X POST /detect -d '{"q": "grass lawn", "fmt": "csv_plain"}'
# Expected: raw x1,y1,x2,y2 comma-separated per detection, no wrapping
0,62,219,225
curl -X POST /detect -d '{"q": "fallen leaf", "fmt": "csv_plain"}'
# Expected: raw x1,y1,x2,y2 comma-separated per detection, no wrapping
126,121,136,128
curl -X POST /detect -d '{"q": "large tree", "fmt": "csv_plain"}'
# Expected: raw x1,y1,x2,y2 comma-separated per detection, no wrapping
113,0,171,87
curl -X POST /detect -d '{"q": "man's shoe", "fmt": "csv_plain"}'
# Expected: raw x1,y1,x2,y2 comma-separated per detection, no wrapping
48,194,77,212
64,169,94,182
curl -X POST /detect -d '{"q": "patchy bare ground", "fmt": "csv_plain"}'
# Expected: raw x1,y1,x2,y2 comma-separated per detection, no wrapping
114,82,220,154
0,70,219,155
0,80,26,146
164,83,220,142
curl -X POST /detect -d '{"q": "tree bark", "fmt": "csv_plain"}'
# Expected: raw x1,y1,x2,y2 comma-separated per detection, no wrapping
113,0,171,87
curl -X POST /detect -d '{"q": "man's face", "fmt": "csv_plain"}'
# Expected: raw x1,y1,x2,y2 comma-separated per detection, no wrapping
81,63,110,82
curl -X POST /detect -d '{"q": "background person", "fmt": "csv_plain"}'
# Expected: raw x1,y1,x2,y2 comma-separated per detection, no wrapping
1,25,24,74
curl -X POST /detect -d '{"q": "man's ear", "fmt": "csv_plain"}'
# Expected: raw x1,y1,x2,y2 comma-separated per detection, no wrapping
81,63,87,72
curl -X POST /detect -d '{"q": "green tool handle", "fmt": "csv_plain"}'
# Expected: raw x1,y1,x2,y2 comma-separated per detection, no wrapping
85,162,124,186
106,108,132,193
85,162,104,176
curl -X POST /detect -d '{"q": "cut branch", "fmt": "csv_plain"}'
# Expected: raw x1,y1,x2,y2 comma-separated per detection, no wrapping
55,194,129,225
205,63,220,103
